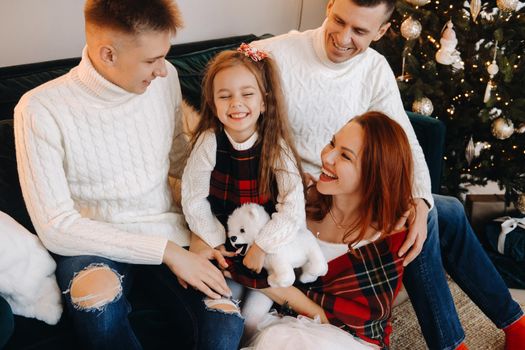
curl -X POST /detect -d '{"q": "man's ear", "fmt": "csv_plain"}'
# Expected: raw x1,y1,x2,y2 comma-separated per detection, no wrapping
325,0,335,17
373,22,391,42
99,45,117,66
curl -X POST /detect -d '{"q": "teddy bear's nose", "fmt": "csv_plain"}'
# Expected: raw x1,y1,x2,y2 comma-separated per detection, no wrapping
231,236,237,242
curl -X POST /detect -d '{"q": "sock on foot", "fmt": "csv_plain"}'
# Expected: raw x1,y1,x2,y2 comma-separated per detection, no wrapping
504,315,525,350
455,342,468,350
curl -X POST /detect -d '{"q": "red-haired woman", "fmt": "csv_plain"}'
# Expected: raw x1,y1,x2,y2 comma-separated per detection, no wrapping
249,111,416,350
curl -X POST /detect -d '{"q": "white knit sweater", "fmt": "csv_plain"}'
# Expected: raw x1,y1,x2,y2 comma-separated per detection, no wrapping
254,22,433,207
181,130,305,253
14,48,190,265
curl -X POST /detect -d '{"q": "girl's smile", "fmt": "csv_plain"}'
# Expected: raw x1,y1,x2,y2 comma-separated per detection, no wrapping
213,64,265,143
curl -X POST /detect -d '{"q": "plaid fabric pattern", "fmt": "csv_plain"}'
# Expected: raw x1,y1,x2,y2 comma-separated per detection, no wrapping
208,130,275,227
208,130,276,289
299,230,407,349
224,256,270,289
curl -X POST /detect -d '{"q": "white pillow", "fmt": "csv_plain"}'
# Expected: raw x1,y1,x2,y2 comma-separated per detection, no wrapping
0,211,62,325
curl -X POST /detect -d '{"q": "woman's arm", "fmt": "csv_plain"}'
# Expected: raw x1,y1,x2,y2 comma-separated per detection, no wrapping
262,286,329,323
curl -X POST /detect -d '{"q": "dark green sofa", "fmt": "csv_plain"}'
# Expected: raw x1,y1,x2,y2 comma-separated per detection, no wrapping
0,34,445,349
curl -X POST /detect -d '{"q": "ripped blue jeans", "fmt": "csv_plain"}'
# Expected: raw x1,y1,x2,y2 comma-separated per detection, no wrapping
55,255,244,350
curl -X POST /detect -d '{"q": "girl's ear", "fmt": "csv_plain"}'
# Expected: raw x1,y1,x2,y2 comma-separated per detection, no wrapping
260,101,266,113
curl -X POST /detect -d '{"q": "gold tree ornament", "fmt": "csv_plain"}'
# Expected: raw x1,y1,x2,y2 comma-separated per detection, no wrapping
406,0,431,6
491,118,515,140
470,0,482,22
412,97,434,116
497,0,519,12
401,17,423,40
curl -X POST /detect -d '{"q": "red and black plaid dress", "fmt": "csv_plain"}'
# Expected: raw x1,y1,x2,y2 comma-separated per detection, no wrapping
298,230,407,349
208,130,276,289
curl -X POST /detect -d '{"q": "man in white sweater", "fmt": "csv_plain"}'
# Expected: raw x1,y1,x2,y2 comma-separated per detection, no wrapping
14,0,243,349
253,0,525,349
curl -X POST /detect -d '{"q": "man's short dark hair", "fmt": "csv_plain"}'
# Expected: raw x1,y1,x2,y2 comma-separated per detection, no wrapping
85,0,183,34
351,0,396,20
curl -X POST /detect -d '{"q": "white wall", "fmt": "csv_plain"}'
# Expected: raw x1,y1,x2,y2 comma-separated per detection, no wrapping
0,0,326,67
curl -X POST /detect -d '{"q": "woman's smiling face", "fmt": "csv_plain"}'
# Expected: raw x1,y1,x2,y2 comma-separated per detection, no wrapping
317,121,364,199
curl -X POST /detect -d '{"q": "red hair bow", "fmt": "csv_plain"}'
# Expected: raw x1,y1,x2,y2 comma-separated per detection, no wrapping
237,43,268,62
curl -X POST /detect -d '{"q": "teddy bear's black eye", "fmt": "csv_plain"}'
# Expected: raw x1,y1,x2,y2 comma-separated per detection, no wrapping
240,228,245,234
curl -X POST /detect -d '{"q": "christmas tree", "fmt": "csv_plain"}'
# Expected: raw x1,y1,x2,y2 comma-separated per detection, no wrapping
373,0,525,211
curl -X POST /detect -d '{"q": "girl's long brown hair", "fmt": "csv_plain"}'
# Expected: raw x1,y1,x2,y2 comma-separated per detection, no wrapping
306,111,415,245
192,49,303,196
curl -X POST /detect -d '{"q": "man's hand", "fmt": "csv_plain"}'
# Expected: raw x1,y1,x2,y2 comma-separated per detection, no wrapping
243,243,267,273
397,198,430,266
163,241,231,299
189,233,235,269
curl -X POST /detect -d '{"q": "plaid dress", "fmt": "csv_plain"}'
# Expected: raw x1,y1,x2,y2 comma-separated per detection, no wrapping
298,230,408,349
208,130,276,288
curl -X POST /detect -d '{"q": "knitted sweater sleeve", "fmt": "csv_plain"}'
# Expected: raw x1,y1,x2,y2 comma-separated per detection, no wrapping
181,131,226,248
255,142,305,254
368,58,434,208
14,100,168,265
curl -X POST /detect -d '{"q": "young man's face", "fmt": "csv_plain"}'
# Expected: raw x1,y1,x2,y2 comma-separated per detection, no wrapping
324,0,391,63
110,30,171,94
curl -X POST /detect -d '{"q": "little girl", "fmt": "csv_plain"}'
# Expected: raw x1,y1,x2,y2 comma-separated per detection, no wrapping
181,44,309,337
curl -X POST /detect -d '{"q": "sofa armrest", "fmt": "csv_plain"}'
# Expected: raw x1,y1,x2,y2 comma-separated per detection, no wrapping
407,111,445,194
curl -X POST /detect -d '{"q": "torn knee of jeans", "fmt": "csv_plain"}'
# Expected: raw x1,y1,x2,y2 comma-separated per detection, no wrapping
204,297,242,317
65,263,123,312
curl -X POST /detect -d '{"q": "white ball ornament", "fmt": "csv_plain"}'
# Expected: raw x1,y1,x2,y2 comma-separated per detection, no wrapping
401,17,423,40
412,97,434,116
497,0,519,12
487,62,499,76
491,118,515,140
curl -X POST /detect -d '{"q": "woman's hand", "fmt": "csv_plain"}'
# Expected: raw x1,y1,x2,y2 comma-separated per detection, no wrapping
189,233,235,269
163,241,232,299
262,286,328,323
397,198,429,266
243,243,267,273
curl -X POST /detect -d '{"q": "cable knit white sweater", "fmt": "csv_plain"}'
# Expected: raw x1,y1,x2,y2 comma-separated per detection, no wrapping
253,22,433,207
181,130,305,253
14,48,190,265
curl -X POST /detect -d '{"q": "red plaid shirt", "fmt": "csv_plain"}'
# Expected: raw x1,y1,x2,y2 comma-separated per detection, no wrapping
298,230,407,349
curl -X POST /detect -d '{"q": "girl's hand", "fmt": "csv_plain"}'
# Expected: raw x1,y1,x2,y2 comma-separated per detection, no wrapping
242,243,267,273
189,233,235,269
262,286,329,323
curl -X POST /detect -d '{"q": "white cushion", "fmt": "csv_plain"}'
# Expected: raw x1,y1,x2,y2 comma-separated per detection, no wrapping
0,211,62,324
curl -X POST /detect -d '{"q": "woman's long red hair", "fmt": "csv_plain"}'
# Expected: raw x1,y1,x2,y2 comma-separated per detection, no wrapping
306,111,415,245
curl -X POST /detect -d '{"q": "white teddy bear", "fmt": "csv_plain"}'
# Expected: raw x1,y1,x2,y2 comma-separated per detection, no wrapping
227,203,328,287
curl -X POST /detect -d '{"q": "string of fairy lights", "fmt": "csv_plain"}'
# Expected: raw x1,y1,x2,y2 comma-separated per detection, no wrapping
394,0,524,212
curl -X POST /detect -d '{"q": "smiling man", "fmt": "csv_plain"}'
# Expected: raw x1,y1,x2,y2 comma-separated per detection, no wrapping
253,0,525,349
14,0,243,349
